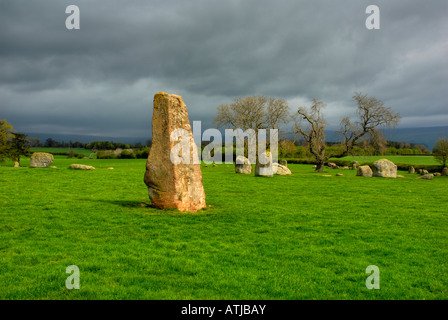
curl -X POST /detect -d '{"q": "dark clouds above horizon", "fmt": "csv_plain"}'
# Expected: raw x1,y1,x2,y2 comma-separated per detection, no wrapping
1,0,447,138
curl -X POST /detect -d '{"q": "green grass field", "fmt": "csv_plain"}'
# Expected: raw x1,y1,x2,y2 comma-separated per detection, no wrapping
334,155,440,166
29,148,94,156
0,155,447,299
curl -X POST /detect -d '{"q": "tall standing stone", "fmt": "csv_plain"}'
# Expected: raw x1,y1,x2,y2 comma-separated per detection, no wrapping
144,92,206,212
442,167,448,176
408,166,415,174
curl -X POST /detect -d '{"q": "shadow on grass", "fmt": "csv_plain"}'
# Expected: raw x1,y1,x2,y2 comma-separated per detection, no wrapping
106,200,153,208
79,198,152,208
79,198,216,215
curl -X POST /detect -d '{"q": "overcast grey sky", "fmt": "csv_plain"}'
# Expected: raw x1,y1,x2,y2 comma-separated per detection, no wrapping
1,0,447,138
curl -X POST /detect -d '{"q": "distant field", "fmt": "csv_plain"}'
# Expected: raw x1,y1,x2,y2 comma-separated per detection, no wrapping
27,149,441,167
30,148,93,156
0,157,447,299
332,155,440,166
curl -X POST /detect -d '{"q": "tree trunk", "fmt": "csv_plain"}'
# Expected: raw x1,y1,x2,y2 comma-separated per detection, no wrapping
315,162,325,172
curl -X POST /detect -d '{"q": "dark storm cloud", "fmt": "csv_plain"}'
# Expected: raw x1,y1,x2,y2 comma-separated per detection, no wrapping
0,0,447,137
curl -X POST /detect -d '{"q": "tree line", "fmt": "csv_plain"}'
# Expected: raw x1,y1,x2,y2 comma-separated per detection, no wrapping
29,137,152,150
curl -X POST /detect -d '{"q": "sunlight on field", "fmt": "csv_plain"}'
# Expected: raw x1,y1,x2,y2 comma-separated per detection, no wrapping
1,157,447,299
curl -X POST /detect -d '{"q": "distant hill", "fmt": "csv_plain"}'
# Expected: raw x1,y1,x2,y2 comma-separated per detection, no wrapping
24,126,447,150
382,126,448,150
23,132,148,146
326,126,447,150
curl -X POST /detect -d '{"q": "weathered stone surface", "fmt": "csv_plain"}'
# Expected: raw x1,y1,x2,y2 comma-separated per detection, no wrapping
421,169,429,175
397,175,405,178
255,151,273,177
434,172,441,176
357,165,373,177
442,167,448,176
279,159,288,166
372,159,397,178
13,162,20,167
408,166,415,174
144,92,206,212
235,155,252,174
69,164,95,170
417,174,434,180
272,163,292,175
30,152,54,168
327,162,338,169
336,173,344,176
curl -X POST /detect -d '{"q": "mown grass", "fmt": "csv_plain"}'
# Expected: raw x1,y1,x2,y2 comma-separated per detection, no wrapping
0,156,447,299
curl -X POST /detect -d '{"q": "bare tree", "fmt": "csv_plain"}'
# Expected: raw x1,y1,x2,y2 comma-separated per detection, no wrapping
266,97,290,131
336,93,400,158
215,95,289,132
294,98,328,171
295,93,400,171
214,95,290,158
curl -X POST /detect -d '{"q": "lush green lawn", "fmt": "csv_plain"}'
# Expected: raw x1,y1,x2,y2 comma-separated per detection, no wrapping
0,157,447,299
